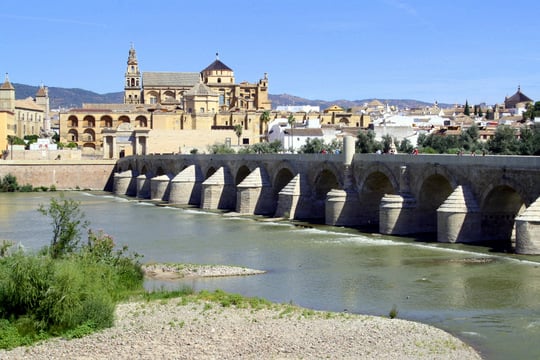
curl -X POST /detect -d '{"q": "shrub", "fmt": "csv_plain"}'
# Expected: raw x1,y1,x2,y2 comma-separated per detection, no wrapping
18,184,34,192
38,194,89,259
0,195,145,349
0,174,19,192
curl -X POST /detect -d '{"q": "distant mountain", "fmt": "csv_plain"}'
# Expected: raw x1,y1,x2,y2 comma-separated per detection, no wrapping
269,94,448,110
13,83,446,110
13,83,123,109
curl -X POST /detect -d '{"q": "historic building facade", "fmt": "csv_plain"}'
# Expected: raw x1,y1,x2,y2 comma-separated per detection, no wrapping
59,46,273,158
0,74,50,151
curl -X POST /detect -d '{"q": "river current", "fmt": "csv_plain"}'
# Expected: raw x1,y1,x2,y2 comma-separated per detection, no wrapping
1,191,539,359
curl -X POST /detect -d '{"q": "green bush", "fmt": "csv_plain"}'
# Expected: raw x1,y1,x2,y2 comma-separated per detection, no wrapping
18,184,34,192
0,174,19,192
0,196,144,349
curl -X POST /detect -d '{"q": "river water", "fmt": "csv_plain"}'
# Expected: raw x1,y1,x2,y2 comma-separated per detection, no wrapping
1,191,539,359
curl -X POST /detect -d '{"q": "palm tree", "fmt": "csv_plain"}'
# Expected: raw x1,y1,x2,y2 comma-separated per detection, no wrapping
287,114,295,152
233,124,243,146
260,110,271,140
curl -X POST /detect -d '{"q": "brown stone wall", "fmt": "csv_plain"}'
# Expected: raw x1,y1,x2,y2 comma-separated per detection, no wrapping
0,160,116,190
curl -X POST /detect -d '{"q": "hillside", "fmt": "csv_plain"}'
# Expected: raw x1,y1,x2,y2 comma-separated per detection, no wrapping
13,83,443,110
13,83,123,109
268,94,440,110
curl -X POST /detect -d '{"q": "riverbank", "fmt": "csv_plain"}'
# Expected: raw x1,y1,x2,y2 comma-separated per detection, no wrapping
0,297,482,359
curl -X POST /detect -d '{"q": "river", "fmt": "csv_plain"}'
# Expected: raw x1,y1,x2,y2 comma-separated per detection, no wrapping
1,191,539,359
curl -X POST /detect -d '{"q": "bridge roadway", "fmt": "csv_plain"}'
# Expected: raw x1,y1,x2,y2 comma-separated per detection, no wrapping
114,150,540,255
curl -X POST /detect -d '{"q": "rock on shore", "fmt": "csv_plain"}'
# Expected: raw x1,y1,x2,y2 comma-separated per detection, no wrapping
0,298,481,359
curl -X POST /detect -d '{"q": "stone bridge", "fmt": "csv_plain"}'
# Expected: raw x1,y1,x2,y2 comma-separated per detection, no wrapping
113,138,540,254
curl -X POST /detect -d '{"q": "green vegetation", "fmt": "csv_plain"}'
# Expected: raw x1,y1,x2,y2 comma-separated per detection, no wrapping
297,138,342,154
0,194,143,349
389,305,398,319
416,124,540,155
207,143,236,154
522,101,540,121
233,124,243,146
0,174,57,193
238,140,283,154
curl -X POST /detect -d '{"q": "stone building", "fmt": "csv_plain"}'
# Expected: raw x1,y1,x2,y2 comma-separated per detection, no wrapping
0,74,50,151
504,86,533,110
59,46,272,158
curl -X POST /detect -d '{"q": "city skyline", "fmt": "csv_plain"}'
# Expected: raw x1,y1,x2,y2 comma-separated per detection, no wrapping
2,0,539,106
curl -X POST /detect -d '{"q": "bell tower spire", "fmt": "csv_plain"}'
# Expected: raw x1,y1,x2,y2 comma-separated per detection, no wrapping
124,43,142,104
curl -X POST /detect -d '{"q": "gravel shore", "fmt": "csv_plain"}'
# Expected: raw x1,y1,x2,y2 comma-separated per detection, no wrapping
0,298,481,359
0,265,482,359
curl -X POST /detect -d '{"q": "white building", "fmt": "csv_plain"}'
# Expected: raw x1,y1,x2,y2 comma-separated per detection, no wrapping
374,114,447,145
267,117,328,152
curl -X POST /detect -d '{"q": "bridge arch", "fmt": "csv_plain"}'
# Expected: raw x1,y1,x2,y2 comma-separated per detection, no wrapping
140,165,148,176
273,167,295,196
205,166,217,180
156,166,166,176
355,162,399,194
416,173,454,233
357,169,397,226
480,183,525,247
235,165,252,185
311,168,340,219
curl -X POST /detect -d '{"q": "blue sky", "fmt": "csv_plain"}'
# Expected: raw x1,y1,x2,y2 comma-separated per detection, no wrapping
1,0,539,105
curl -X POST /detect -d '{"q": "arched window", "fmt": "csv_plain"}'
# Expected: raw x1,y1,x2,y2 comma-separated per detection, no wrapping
217,78,221,83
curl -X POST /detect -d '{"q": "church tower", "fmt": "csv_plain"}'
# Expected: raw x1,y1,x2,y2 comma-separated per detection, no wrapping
124,45,142,104
0,73,15,113
35,83,50,132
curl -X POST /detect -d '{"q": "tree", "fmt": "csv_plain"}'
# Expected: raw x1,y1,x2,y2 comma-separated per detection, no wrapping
464,100,470,116
398,138,414,154
381,134,394,153
356,130,380,153
233,124,243,146
298,138,325,153
487,125,519,155
38,194,89,259
260,110,271,140
287,114,295,151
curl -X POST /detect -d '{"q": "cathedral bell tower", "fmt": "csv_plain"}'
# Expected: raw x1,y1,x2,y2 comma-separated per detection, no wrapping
124,44,142,104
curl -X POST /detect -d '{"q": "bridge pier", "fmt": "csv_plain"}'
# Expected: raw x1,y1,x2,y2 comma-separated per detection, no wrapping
325,189,361,226
136,174,151,199
236,167,274,215
379,165,418,234
150,174,171,201
168,165,203,205
113,170,137,196
379,193,418,235
515,197,540,254
275,174,310,219
437,185,481,243
201,167,236,210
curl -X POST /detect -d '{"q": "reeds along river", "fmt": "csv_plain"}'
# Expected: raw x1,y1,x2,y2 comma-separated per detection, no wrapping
1,191,540,360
